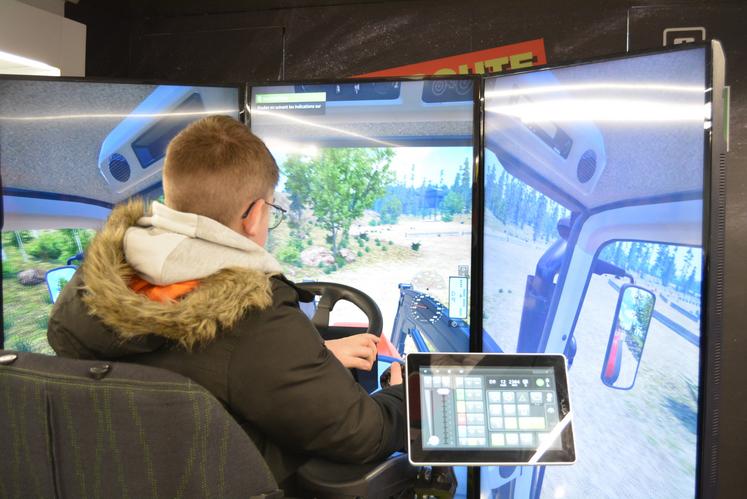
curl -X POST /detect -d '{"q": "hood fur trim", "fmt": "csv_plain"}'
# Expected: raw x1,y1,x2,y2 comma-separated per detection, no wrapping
80,199,273,350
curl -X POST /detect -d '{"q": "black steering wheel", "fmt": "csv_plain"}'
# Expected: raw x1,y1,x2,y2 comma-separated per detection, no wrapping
295,282,384,394
295,281,383,337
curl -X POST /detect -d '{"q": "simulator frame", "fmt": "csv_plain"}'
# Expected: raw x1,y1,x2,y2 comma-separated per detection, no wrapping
0,41,727,499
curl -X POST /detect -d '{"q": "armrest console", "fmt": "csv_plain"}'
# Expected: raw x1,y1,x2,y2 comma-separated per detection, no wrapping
296,453,417,499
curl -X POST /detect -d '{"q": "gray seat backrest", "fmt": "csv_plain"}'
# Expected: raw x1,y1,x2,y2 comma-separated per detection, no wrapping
0,350,281,499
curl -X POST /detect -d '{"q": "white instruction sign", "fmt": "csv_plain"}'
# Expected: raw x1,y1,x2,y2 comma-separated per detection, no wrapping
449,276,469,319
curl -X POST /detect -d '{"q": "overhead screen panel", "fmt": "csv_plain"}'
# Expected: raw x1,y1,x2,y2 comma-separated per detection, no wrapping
0,79,239,354
250,79,476,356
481,47,708,498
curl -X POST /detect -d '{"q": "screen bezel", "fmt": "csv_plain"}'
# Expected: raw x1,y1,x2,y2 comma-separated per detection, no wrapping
406,353,575,465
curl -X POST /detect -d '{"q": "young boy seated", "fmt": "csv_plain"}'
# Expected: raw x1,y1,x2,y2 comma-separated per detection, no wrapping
47,115,405,488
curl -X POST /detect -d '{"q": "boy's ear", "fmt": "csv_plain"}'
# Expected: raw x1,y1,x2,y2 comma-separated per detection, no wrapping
240,201,263,238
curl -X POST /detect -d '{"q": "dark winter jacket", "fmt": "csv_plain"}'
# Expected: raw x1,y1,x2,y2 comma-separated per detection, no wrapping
47,200,406,486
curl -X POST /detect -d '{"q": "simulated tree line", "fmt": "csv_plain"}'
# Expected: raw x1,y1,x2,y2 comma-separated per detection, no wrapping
485,163,570,243
600,241,702,297
375,157,474,223
282,149,574,258
283,148,477,257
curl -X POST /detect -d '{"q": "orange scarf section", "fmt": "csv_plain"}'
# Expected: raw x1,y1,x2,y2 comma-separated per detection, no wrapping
129,276,200,302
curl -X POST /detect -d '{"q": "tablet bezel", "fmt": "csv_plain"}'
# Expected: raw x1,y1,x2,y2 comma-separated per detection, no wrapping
405,353,576,466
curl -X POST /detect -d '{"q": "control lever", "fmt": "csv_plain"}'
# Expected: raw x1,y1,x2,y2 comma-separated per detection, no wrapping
379,361,404,389
414,466,457,498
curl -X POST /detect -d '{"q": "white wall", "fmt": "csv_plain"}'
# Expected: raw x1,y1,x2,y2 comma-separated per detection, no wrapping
0,0,85,76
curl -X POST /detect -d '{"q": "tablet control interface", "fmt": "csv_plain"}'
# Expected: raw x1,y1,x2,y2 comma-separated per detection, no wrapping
420,366,561,450
406,353,575,465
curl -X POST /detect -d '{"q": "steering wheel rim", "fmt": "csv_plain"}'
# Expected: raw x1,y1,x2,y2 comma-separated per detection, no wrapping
295,282,383,336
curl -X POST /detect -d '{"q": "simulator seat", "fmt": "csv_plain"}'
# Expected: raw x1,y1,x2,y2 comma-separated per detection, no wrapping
0,350,417,499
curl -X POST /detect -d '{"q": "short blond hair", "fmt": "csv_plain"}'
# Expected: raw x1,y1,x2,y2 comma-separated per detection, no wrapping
163,115,278,227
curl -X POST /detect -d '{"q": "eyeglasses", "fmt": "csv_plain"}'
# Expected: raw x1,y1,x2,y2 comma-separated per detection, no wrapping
241,199,287,230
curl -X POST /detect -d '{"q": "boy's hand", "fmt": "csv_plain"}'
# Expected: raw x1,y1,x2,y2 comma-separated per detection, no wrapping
389,361,403,386
325,333,379,371
381,361,404,387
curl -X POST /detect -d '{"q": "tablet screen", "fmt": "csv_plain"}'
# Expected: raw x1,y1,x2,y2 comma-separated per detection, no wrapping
406,354,575,465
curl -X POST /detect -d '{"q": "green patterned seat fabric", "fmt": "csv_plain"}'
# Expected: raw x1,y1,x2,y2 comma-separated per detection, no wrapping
0,350,281,499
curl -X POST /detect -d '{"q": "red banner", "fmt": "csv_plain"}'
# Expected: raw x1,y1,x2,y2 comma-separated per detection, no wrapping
355,38,546,78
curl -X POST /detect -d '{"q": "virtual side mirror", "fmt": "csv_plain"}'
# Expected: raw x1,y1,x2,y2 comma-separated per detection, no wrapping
601,284,655,390
45,266,77,304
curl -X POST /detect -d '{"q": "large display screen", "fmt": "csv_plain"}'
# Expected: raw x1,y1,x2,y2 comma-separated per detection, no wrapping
0,79,239,354
249,79,476,357
481,47,708,498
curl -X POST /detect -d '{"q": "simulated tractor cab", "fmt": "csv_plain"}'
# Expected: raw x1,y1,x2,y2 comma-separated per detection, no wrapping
2,41,725,499
476,45,716,499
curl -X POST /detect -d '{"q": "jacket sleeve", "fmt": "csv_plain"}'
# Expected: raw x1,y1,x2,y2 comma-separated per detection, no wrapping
227,282,405,463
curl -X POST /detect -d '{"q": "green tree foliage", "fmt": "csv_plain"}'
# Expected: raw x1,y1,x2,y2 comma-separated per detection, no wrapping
2,231,34,260
626,290,655,362
277,237,305,267
485,166,497,213
2,231,33,248
13,228,96,264
26,232,70,261
2,260,19,278
379,195,403,225
532,195,548,242
633,291,655,338
12,337,35,353
651,244,677,286
284,148,395,254
451,158,473,211
483,162,569,241
685,268,698,296
277,245,302,266
441,191,464,218
678,248,695,292
600,241,702,297
638,244,651,276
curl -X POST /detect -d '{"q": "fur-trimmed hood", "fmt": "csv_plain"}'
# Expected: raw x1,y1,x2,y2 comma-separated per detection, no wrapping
50,199,279,352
